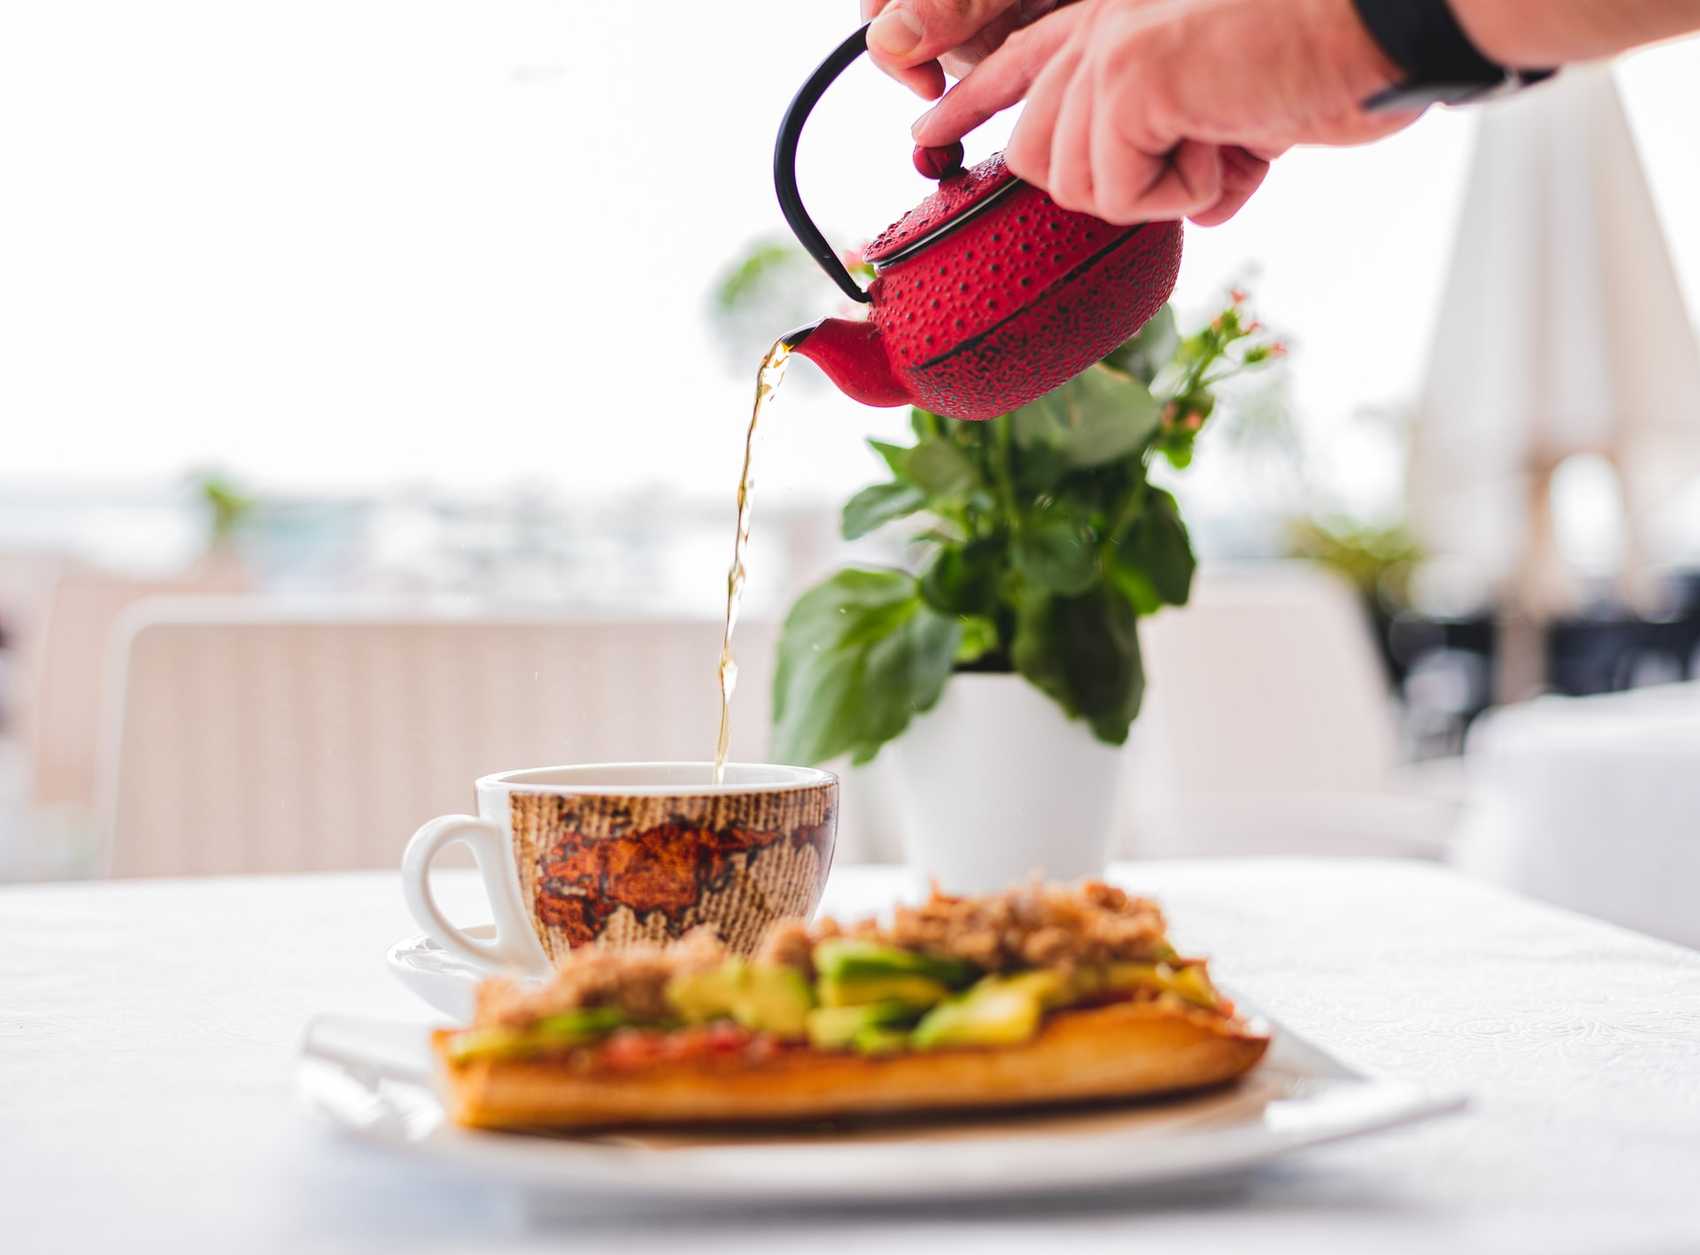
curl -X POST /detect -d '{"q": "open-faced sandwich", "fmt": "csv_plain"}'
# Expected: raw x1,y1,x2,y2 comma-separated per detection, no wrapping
434,880,1269,1130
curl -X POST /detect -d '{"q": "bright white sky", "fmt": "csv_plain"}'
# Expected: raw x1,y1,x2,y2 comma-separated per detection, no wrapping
3,3,1699,505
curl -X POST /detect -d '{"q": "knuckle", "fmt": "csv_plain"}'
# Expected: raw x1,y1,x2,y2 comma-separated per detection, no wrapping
1100,192,1142,225
1002,22,1042,60
1052,182,1092,214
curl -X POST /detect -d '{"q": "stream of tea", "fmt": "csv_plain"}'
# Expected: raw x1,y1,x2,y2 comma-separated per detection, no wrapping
713,338,791,784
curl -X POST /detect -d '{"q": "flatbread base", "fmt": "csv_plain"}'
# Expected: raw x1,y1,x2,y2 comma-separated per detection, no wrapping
433,1000,1270,1131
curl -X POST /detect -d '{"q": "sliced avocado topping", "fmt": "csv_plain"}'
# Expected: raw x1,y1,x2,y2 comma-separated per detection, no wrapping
533,1006,629,1042
817,971,953,1009
450,951,1219,1068
735,963,814,1038
445,1026,534,1065
911,974,1046,1051
665,959,814,1039
1099,961,1220,1009
447,1005,629,1064
813,939,979,988
850,1023,912,1055
665,961,745,1024
805,1000,920,1051
812,939,978,1010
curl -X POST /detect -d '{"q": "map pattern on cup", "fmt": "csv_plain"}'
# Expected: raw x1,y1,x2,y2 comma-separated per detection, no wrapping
510,785,836,959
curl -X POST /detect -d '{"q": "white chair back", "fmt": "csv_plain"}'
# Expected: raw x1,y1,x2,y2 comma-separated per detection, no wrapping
29,563,246,808
98,603,783,877
1127,563,1431,858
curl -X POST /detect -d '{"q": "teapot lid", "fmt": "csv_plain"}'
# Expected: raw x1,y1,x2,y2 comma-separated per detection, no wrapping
864,153,1019,265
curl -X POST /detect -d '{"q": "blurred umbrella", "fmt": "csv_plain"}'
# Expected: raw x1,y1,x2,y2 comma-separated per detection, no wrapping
1407,65,1700,694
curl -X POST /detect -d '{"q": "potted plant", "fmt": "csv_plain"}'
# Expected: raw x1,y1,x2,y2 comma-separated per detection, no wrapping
771,295,1280,890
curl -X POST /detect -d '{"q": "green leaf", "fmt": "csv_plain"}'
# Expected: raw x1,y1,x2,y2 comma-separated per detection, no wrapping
841,482,927,540
1101,305,1179,384
713,241,803,311
1112,488,1195,611
910,408,942,441
906,437,980,498
1011,588,1145,745
1010,367,1159,469
1011,436,1069,496
772,569,961,766
920,538,1002,616
868,439,912,480
954,615,999,665
1013,517,1098,595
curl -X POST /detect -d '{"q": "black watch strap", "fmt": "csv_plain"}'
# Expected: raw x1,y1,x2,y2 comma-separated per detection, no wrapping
1352,0,1556,112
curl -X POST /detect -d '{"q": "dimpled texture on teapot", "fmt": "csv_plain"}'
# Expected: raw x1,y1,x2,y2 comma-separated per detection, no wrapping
870,181,1152,371
905,217,1182,422
864,154,1018,262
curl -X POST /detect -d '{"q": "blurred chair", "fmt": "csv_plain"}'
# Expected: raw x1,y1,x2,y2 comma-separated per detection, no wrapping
0,550,66,736
1126,562,1457,859
1458,682,1700,948
27,563,246,810
96,602,799,877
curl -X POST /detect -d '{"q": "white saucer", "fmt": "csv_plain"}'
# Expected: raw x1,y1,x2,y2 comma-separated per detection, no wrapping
386,928,501,1020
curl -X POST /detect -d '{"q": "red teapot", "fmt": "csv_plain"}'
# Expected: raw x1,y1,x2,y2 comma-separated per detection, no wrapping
776,25,1182,422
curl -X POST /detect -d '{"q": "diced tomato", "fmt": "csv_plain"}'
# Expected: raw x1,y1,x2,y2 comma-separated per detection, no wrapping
706,1022,753,1052
587,1021,760,1072
597,1028,667,1070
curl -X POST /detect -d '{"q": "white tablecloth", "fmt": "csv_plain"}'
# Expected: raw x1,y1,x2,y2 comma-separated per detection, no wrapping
3,861,1698,1254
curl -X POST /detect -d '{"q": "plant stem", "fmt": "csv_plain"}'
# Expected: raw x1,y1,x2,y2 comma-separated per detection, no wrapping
990,416,1020,530
1105,476,1148,548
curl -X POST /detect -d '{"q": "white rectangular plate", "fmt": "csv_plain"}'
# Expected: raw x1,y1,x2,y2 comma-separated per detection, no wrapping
297,1009,1464,1203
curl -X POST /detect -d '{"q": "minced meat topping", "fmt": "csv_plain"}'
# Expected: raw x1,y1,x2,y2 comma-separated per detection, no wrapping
475,926,725,1028
473,880,1171,1028
854,879,1169,972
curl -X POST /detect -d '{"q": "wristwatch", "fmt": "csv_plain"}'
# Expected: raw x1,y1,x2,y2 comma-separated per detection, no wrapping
1352,0,1556,112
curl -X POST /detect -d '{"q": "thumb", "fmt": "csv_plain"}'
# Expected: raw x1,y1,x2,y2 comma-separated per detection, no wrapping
867,0,1024,71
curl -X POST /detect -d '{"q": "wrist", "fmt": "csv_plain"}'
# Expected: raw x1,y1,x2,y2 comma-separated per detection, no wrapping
1445,0,1545,66
1315,0,1405,107
1349,0,1558,110
1447,0,1700,66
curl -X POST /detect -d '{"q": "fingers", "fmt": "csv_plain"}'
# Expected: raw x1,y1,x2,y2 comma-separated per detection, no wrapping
1121,139,1223,223
911,4,1086,145
1086,89,1164,224
1004,40,1073,187
1187,146,1271,226
866,0,1024,96
1046,57,1096,212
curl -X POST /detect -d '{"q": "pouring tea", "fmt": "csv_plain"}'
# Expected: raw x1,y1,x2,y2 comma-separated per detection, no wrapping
774,24,1183,422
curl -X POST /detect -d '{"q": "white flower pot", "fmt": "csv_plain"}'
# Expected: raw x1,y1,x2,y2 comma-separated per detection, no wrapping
886,672,1127,894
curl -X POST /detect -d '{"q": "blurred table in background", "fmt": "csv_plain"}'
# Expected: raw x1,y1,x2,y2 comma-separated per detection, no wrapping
1460,680,1700,949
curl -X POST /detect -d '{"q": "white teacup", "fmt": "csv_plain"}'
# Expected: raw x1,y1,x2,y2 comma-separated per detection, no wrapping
401,762,838,977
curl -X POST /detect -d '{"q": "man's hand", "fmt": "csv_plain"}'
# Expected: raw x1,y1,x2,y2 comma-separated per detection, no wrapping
913,0,1413,225
861,0,1060,99
863,0,1700,225
881,0,1413,226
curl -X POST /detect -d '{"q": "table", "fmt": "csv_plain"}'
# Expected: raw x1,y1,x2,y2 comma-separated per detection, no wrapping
4,861,1698,1254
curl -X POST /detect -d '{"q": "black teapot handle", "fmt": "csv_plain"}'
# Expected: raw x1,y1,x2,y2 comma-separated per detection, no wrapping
774,24,874,305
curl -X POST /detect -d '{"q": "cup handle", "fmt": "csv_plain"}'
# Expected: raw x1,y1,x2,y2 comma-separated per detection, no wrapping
401,815,547,977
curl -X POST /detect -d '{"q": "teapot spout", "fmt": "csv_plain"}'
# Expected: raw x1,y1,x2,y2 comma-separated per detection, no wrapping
783,318,911,409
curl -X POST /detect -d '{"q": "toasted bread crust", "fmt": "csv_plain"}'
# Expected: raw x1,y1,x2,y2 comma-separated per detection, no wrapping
433,1001,1270,1131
